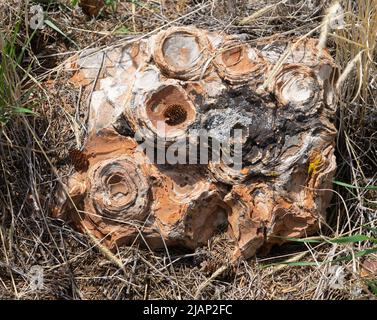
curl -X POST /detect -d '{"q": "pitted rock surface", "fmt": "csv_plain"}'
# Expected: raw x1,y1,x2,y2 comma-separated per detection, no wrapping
55,27,337,260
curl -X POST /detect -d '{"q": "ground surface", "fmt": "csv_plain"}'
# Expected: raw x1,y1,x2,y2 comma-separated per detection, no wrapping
0,0,376,299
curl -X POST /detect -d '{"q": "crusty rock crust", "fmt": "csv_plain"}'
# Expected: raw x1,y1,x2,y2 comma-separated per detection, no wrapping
55,27,337,260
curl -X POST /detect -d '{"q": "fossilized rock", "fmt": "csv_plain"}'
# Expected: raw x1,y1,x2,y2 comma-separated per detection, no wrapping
54,129,228,249
56,26,337,260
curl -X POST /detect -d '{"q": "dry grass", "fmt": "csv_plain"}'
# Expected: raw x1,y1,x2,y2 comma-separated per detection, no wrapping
0,0,376,300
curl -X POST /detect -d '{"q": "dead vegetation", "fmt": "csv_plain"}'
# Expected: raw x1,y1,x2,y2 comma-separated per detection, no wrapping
0,0,376,300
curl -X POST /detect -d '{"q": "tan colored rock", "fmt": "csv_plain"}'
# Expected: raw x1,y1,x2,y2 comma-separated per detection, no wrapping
54,129,228,250
56,26,338,260
153,26,212,80
213,41,267,85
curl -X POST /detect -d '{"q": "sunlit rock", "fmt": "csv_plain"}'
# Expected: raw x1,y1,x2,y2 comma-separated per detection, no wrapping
56,26,337,260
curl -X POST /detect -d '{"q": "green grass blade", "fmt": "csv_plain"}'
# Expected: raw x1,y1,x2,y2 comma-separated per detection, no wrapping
354,247,377,258
13,107,35,114
269,261,319,267
274,236,322,244
115,26,130,34
333,180,377,190
276,234,376,245
328,234,377,244
44,19,79,49
266,246,377,268
366,280,377,296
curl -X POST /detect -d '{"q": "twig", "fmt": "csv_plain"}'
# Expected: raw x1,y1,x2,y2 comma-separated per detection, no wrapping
194,265,227,299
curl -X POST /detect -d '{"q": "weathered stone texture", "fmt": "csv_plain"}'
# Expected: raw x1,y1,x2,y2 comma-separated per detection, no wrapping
55,27,337,260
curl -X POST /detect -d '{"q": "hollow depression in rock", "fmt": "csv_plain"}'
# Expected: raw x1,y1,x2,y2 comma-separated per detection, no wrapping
56,27,337,260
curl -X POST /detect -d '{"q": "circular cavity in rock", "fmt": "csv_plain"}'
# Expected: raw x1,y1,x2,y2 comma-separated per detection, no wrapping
153,27,210,80
215,43,267,84
145,85,196,136
222,46,243,67
273,64,320,110
89,156,150,222
163,33,201,69
163,104,188,126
